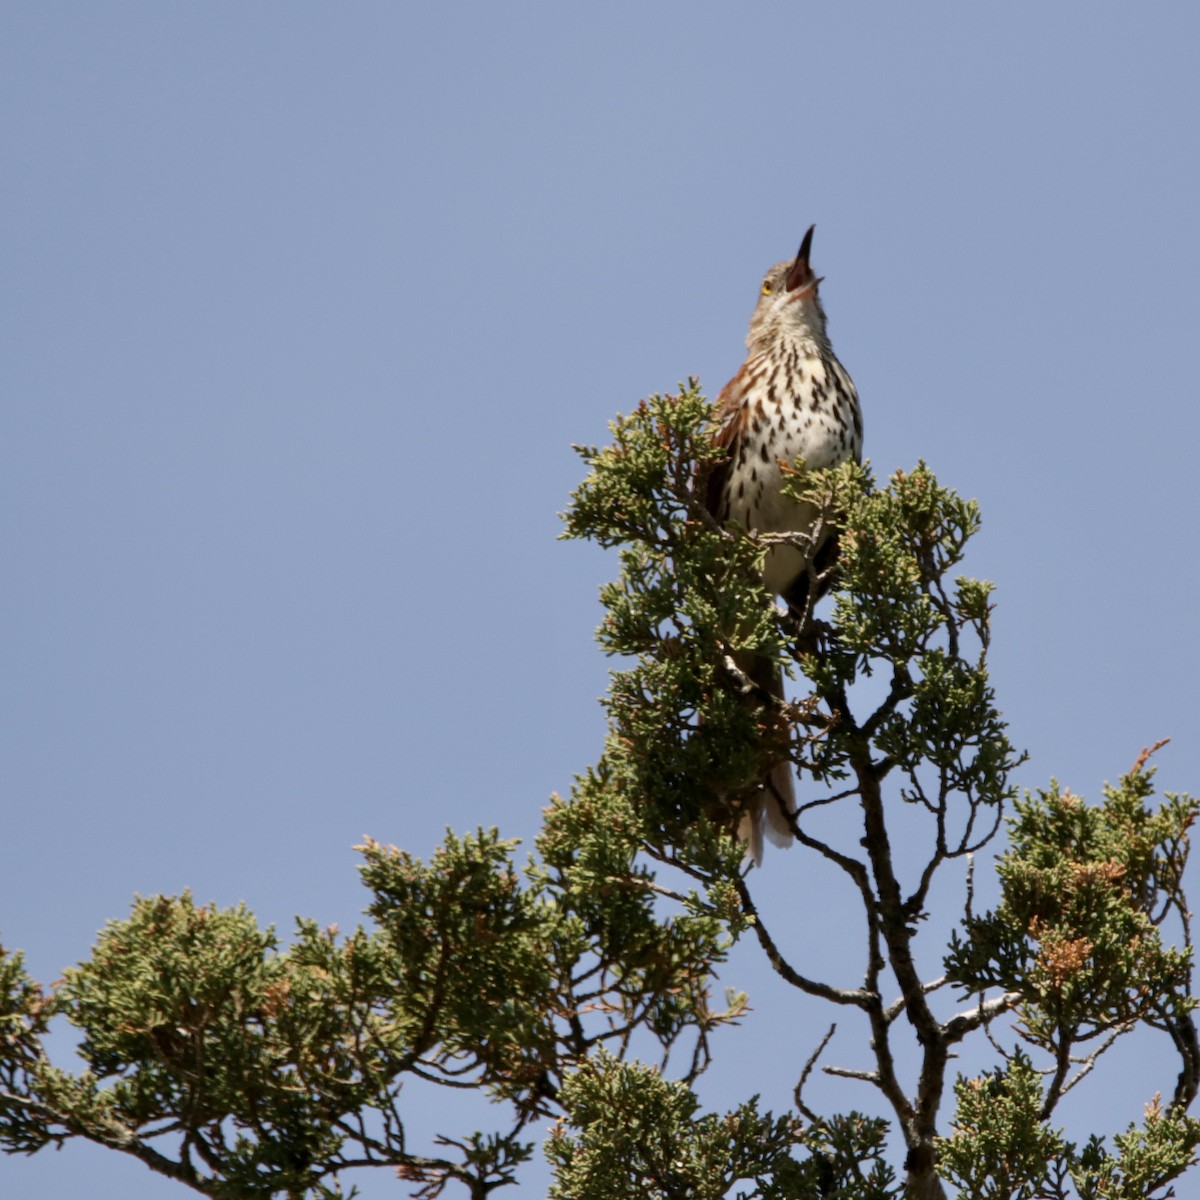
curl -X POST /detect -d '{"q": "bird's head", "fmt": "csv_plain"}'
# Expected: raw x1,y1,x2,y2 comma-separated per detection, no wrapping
745,226,829,353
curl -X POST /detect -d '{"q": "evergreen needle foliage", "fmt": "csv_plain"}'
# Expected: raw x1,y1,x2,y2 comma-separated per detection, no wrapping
2,384,1196,1199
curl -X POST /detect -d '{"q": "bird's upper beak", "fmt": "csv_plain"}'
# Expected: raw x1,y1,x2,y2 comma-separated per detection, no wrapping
785,225,823,295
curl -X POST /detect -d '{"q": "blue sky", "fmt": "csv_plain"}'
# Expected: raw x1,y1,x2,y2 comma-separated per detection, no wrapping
3,4,1199,1197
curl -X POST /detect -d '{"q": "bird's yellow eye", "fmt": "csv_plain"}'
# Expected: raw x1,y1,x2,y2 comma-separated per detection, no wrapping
761,281,773,296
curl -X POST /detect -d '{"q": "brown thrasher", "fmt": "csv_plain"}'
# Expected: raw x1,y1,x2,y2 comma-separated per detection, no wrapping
704,226,862,864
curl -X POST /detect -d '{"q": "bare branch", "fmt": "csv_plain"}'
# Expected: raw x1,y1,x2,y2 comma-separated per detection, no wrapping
943,991,1021,1044
794,1024,838,1123
1059,1020,1137,1099
733,875,872,1008
883,976,950,1026
824,1065,882,1084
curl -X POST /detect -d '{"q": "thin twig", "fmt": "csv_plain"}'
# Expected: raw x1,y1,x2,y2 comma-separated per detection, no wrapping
824,1065,882,1084
1059,1021,1136,1098
794,1024,838,1123
883,976,949,1026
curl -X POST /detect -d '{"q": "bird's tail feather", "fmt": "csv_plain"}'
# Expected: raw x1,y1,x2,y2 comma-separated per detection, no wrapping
736,656,796,867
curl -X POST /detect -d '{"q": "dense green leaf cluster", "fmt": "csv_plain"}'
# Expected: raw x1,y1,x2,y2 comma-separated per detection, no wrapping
939,1051,1200,1200
563,387,793,842
546,1053,902,1200
946,765,1197,1103
546,1052,799,1200
938,1052,1068,1199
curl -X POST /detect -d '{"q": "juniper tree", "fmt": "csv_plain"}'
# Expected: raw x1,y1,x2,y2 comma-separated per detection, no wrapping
2,385,1196,1199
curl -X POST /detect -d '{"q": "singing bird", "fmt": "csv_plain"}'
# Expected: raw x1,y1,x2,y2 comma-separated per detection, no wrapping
704,227,862,864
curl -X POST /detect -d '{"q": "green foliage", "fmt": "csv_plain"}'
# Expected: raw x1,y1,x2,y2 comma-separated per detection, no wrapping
1073,1096,1200,1199
794,1114,902,1199
547,1054,903,1200
1,861,562,1196
0,944,54,1153
563,387,791,844
63,895,287,1122
938,1052,1067,1199
536,768,743,1049
4,894,358,1197
813,459,982,673
797,460,1017,820
357,829,560,1103
1,384,1195,1199
546,1053,799,1200
946,762,1197,1105
939,1056,1200,1200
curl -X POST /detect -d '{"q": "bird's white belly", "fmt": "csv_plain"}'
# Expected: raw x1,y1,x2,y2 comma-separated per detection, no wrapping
724,413,845,595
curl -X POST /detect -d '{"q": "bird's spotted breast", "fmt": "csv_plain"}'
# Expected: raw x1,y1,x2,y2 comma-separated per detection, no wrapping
713,346,861,597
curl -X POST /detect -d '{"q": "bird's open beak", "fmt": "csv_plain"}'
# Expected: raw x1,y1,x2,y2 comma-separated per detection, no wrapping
785,226,821,294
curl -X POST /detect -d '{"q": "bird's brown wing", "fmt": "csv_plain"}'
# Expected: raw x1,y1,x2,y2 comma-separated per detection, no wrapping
701,371,746,517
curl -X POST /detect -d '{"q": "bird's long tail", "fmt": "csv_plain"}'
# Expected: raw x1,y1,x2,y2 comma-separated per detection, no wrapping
735,655,796,867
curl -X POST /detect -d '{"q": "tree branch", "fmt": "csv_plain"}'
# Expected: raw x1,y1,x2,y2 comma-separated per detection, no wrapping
733,876,871,1008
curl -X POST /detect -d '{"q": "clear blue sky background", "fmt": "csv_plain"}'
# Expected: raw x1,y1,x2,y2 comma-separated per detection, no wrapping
3,5,1199,1197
